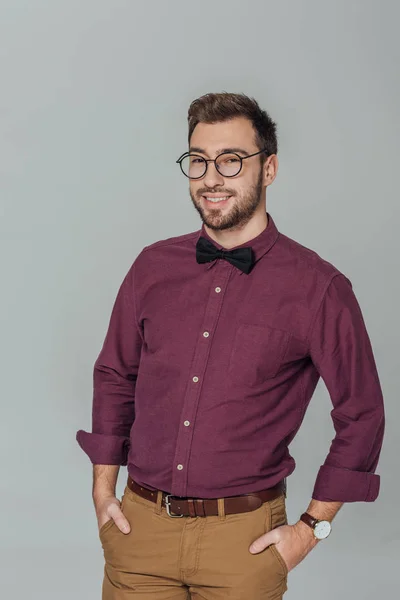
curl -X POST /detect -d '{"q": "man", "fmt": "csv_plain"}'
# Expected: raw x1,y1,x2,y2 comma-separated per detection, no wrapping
76,92,385,599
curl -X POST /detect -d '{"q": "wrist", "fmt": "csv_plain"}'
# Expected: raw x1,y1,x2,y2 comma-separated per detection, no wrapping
93,488,116,503
294,519,320,546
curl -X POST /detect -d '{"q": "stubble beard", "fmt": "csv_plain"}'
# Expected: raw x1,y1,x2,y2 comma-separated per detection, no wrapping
189,168,264,232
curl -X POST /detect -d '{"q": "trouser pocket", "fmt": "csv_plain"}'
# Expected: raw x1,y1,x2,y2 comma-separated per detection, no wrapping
264,493,289,578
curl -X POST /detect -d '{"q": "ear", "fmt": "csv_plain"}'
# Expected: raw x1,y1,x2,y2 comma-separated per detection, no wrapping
263,154,278,186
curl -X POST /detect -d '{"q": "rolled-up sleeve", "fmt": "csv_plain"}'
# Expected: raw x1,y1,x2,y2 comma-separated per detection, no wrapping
76,260,143,465
308,272,385,502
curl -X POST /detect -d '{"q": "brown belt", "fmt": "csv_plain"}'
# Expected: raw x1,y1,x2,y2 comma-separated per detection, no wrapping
127,475,286,518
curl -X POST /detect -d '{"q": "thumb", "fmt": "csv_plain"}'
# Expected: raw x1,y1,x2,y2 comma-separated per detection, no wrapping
112,504,131,534
249,529,279,554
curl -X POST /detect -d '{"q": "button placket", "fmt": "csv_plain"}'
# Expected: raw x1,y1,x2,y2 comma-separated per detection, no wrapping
170,263,233,496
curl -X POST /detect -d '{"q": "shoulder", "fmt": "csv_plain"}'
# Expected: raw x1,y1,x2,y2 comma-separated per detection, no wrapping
128,227,200,275
274,231,352,303
279,231,349,278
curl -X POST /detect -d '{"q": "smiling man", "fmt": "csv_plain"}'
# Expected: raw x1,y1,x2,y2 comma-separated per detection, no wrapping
76,92,385,599
185,116,271,240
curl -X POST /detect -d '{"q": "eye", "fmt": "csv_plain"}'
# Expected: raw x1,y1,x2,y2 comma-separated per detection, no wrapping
219,155,240,164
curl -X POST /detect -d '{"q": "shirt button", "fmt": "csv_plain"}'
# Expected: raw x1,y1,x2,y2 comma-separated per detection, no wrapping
215,287,221,293
192,376,199,382
177,464,183,470
184,420,190,426
203,331,209,337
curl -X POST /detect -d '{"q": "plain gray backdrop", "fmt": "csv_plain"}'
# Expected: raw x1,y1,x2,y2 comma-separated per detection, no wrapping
1,0,398,598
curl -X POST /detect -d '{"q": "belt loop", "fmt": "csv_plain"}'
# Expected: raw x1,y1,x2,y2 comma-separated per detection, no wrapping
155,490,163,515
195,498,205,517
217,498,226,521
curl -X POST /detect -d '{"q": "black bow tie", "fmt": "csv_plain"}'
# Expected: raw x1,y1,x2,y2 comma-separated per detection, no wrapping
196,236,255,274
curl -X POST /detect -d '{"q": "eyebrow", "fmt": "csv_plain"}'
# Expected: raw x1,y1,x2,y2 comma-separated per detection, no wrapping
189,146,251,157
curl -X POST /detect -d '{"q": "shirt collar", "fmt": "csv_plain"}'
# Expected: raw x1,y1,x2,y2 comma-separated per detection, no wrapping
195,211,280,275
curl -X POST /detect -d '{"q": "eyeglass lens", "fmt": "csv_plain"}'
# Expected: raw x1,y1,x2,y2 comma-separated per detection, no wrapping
180,154,242,178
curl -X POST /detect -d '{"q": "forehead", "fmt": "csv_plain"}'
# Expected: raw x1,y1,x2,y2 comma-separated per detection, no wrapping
190,117,257,155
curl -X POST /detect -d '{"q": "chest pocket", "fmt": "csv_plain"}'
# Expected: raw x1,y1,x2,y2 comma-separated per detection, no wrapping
228,323,291,386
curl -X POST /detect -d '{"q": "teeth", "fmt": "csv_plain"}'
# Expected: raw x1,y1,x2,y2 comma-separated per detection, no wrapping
205,196,230,203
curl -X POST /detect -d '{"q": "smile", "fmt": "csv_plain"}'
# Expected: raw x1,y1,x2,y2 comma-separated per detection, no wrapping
202,195,232,203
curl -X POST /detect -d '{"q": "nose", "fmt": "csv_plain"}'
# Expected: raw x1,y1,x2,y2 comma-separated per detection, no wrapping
203,160,225,188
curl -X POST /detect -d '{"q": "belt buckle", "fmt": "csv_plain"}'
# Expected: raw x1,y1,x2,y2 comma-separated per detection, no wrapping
164,494,184,518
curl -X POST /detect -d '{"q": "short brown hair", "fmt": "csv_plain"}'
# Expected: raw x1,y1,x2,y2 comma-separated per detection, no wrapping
187,92,278,159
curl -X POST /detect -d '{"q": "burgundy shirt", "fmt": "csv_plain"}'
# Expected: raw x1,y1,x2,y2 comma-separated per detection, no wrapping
76,212,385,502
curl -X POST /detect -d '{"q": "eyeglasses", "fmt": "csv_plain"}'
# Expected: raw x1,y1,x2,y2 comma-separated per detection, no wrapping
176,147,269,179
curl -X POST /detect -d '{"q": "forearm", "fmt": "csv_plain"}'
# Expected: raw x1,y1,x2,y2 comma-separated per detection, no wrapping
93,464,120,500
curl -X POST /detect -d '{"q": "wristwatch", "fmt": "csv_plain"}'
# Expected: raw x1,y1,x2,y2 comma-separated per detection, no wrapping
300,512,332,540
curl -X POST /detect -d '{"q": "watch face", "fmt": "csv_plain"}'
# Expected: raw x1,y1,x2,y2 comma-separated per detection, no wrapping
314,520,332,539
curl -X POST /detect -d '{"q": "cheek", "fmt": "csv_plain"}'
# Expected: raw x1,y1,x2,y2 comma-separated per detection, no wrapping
190,184,201,198
228,185,244,200
239,173,261,197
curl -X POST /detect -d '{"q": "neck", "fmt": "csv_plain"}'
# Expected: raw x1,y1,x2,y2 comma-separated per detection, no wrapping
203,210,268,250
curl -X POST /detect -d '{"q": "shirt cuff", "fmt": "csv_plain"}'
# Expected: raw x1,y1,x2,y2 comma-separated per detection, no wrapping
311,464,380,502
76,430,130,465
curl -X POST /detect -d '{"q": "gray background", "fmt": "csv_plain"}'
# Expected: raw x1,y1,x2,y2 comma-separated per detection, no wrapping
0,0,398,598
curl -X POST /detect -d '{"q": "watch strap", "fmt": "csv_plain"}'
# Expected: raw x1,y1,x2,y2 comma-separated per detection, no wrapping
300,511,319,529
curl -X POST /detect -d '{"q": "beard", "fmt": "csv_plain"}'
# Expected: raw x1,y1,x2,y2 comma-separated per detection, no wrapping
189,167,264,231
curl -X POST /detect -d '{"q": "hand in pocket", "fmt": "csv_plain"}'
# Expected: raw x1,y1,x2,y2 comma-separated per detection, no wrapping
95,495,131,534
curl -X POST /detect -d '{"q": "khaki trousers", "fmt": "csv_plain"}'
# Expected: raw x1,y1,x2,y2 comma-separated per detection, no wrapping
99,482,289,599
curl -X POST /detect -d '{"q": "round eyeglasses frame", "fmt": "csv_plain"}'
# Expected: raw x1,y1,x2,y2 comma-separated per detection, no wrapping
176,147,269,179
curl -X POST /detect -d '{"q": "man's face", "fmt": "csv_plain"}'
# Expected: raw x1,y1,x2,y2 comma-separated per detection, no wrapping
188,116,267,231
